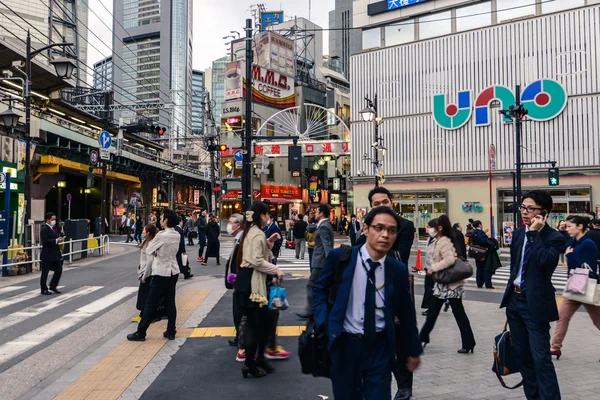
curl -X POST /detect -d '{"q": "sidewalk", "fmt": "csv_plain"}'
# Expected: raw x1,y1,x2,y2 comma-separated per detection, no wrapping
40,275,600,400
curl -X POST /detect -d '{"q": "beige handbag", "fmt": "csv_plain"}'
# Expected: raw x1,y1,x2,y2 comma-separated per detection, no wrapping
562,264,600,305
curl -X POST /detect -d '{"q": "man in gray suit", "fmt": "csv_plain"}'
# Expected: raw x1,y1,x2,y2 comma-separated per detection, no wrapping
297,204,334,318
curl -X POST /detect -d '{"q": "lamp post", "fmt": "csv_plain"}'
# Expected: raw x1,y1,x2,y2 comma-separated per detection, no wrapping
0,31,75,229
360,95,384,186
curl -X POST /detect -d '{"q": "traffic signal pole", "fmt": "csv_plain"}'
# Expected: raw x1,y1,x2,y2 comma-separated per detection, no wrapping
242,18,253,212
101,92,109,234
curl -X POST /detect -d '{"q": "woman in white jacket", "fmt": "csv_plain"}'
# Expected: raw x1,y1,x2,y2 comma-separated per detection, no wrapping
133,224,158,322
419,215,476,354
128,210,181,342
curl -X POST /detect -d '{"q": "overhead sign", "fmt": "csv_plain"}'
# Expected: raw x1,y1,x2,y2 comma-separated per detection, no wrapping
255,141,351,157
261,184,302,200
90,150,98,166
222,100,243,117
100,148,110,160
260,11,284,31
99,130,111,149
387,0,430,12
433,79,567,130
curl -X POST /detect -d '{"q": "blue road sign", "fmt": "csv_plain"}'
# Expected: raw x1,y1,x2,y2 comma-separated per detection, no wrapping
66,193,72,202
234,150,243,162
99,130,112,149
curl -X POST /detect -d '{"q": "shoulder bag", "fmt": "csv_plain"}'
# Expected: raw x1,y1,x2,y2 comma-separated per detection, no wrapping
563,264,600,306
468,244,487,261
492,321,523,390
432,257,474,284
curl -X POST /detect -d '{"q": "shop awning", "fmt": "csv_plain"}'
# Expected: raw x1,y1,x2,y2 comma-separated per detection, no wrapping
37,155,141,188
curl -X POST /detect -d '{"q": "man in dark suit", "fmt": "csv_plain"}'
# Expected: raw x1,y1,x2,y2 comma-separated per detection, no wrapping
298,204,335,318
453,223,467,260
175,217,193,280
349,214,361,246
355,186,416,400
500,190,566,400
313,207,421,400
197,209,207,261
264,213,283,264
40,212,64,295
225,213,244,348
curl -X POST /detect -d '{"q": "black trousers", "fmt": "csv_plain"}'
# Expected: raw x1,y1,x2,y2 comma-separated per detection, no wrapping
267,308,280,350
40,260,62,292
475,262,493,288
419,296,476,349
394,325,413,390
126,227,134,243
240,297,270,369
137,275,178,336
421,273,435,309
232,291,243,340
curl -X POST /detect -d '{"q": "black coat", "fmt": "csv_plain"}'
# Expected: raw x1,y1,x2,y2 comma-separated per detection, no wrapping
40,224,61,262
174,225,186,269
453,228,467,259
205,221,221,257
485,237,502,274
349,219,361,246
355,216,415,264
470,228,489,267
225,238,241,289
292,220,308,240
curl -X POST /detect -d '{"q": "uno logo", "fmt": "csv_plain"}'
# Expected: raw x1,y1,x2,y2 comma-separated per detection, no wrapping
433,79,567,130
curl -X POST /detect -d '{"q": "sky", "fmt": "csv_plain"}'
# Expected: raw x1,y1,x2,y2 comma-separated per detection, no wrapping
87,0,334,77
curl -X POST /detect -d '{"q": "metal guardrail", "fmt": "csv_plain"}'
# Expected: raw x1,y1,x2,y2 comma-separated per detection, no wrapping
0,235,110,274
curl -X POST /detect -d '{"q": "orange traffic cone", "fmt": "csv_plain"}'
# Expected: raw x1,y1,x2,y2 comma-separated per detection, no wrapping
412,249,423,273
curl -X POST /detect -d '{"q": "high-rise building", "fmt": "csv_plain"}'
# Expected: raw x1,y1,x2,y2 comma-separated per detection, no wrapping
191,70,204,135
112,0,193,145
210,56,229,125
328,0,362,79
0,0,88,84
93,56,113,91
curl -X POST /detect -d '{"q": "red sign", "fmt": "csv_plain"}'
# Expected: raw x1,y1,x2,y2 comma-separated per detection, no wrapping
221,147,241,157
253,190,261,199
261,185,301,200
226,117,240,124
221,190,242,200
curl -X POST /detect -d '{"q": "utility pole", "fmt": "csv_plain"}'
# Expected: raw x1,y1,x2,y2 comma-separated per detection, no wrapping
209,146,217,214
101,91,109,234
242,18,253,212
514,85,523,229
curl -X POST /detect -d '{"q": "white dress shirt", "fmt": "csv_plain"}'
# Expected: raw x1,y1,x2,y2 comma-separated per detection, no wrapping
513,225,531,287
343,245,386,334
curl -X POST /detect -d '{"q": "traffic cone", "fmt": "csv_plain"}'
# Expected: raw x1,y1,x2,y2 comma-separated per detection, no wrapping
412,249,423,273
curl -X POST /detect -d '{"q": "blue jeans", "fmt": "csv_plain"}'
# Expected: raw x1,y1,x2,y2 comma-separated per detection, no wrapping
133,232,142,243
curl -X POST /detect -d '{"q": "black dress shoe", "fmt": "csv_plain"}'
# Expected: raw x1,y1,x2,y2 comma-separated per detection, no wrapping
163,331,176,340
394,388,412,400
41,290,52,295
127,332,146,341
228,338,239,347
421,310,428,316
184,274,194,279
50,288,62,294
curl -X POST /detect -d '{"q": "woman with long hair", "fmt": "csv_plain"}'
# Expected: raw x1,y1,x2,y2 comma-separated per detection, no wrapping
133,224,158,322
550,215,600,359
419,215,476,354
235,202,284,378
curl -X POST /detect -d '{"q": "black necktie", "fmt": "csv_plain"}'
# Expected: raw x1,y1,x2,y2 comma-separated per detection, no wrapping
364,259,379,344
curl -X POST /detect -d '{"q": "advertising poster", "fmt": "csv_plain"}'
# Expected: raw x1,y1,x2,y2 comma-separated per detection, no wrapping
503,222,514,246
17,139,26,171
225,61,242,100
17,193,24,235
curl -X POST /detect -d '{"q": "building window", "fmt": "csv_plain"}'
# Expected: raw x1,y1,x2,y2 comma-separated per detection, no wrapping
418,11,451,40
456,2,491,32
542,0,585,14
385,19,415,46
497,0,536,23
362,28,381,50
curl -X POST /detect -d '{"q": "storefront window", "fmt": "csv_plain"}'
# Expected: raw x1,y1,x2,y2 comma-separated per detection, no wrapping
362,28,381,50
569,188,590,197
456,2,491,32
433,202,447,214
569,201,591,214
419,11,451,40
497,0,535,23
402,193,415,200
384,19,415,47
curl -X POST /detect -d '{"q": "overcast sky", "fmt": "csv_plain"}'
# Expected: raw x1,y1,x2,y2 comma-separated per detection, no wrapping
87,0,334,77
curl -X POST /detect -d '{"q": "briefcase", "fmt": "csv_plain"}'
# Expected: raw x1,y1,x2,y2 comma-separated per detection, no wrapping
298,319,331,378
492,321,523,389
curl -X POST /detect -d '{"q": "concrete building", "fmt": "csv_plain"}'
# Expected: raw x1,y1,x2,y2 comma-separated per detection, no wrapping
350,0,600,240
191,70,204,135
210,56,229,125
112,0,193,147
328,0,363,78
93,56,113,91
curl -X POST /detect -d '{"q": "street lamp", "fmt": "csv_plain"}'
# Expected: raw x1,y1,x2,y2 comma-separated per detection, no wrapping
359,107,375,122
362,95,383,186
0,107,21,128
50,57,77,79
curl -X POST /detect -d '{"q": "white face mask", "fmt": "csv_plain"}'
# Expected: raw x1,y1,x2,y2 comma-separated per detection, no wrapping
427,227,437,238
50,220,56,227
226,223,234,235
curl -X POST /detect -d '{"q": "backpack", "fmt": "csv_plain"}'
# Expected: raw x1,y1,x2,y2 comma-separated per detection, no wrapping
299,244,353,378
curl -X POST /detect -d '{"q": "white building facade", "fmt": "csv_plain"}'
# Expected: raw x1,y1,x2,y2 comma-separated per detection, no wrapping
351,1,600,237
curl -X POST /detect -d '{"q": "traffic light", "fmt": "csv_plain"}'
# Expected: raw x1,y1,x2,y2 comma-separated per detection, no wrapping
516,104,528,120
219,144,228,152
548,167,560,186
220,181,227,195
158,126,166,135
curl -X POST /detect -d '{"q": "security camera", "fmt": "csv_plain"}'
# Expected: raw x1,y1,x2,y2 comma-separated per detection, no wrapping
11,60,25,68
2,69,12,78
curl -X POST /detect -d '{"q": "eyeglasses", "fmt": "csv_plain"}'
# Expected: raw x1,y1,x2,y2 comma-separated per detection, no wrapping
368,224,398,235
518,205,543,213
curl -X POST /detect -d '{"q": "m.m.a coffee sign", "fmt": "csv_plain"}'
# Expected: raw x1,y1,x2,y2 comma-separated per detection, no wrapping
432,79,567,130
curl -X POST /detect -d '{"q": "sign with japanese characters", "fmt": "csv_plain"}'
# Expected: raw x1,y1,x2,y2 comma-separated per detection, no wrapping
388,0,429,12
254,141,351,157
261,185,302,201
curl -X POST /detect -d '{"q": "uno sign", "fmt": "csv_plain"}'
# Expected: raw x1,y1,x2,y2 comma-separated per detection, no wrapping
433,79,567,130
252,65,291,97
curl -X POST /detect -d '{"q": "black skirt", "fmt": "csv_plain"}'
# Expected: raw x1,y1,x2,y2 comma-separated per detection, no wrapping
136,280,150,311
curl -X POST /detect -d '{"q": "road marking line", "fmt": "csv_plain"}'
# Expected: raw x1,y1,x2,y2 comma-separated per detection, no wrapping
190,325,305,338
0,287,136,364
0,286,103,332
0,286,26,295
0,286,66,311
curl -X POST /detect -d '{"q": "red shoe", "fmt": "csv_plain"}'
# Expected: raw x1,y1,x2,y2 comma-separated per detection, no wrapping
197,257,204,262
551,349,562,360
265,346,291,360
236,350,246,362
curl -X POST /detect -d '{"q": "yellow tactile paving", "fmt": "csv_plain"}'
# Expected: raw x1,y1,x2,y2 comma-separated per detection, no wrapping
55,288,211,400
190,325,305,338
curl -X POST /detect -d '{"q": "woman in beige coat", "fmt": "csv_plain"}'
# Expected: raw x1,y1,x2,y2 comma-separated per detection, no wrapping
419,215,476,354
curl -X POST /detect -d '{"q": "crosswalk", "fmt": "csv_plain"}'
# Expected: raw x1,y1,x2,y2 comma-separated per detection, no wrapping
0,285,138,368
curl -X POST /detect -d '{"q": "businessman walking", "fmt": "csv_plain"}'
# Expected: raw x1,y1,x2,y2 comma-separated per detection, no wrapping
40,212,64,295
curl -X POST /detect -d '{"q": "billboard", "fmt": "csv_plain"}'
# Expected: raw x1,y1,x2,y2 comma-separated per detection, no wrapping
225,61,243,100
260,11,284,31
255,31,295,77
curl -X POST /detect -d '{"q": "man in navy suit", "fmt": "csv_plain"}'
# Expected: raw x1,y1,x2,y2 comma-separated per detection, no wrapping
313,207,422,400
40,212,64,295
500,190,566,400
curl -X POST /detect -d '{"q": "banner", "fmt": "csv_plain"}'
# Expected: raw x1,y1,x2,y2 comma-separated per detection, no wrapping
17,139,26,171
261,184,301,200
255,141,351,157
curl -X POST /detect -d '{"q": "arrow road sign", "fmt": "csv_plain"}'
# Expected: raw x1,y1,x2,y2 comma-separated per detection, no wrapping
234,149,243,162
99,130,112,149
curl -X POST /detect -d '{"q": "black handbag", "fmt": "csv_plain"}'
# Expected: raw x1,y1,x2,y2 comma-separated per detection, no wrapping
492,321,524,389
468,244,487,261
298,319,331,378
432,258,474,284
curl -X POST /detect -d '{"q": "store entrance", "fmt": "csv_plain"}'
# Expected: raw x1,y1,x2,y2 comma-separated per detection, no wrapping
391,191,448,239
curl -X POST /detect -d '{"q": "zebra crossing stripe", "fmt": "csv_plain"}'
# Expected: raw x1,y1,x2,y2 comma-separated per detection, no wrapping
0,286,26,295
0,286,66,311
0,286,102,332
0,287,137,365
